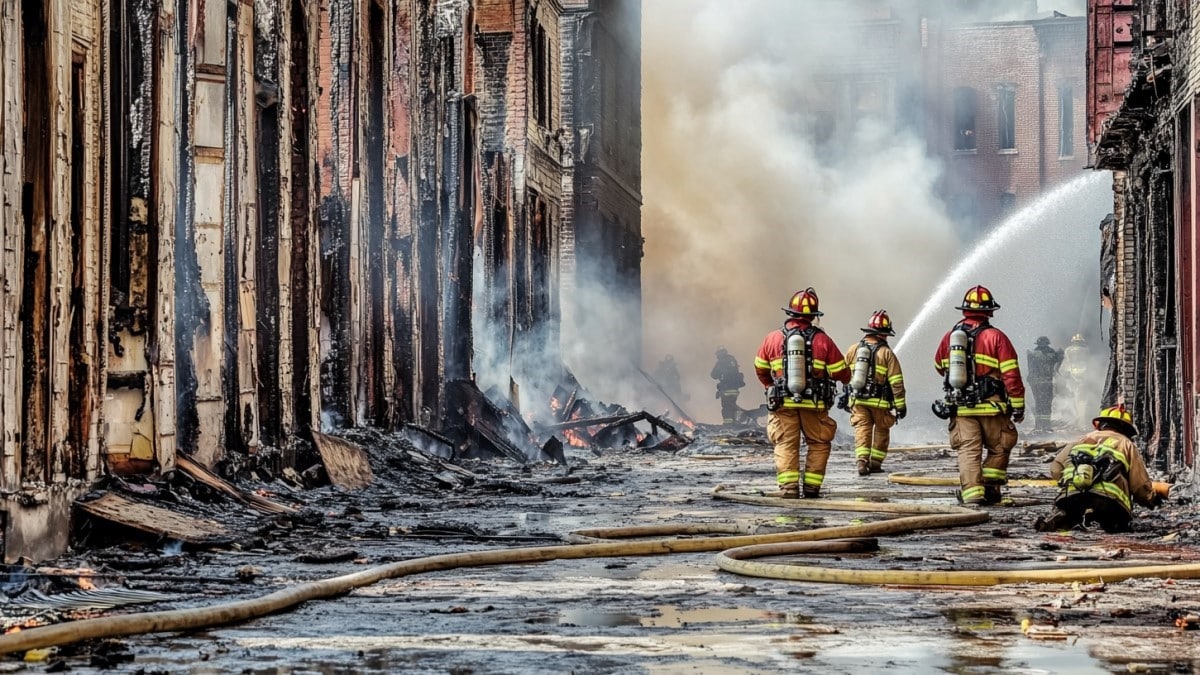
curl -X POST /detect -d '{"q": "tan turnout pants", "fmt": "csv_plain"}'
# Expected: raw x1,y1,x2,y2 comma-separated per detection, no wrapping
949,415,1018,502
850,406,895,469
767,408,837,493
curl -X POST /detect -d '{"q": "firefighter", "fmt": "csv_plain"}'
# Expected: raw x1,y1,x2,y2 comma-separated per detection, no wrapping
711,348,745,424
654,354,686,404
1026,336,1063,432
1061,333,1090,426
1036,405,1170,533
933,285,1025,505
755,288,850,498
843,310,907,476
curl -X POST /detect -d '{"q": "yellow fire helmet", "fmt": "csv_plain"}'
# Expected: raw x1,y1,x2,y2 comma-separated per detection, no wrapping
1093,404,1137,437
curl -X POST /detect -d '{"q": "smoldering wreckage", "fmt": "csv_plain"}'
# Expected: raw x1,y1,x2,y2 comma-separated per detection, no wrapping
0,0,1199,671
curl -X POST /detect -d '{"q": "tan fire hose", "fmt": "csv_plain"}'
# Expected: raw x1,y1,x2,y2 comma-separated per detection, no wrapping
1,487,1195,656
888,470,1057,488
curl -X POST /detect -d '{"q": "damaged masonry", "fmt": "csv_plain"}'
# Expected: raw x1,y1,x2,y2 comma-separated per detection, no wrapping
1,0,643,562
5,0,1200,673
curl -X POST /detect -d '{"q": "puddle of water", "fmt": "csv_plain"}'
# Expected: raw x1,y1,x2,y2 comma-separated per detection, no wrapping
544,604,811,629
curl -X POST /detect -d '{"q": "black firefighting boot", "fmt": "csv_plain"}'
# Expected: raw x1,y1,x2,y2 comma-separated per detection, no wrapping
983,485,1003,505
869,461,885,474
802,486,821,499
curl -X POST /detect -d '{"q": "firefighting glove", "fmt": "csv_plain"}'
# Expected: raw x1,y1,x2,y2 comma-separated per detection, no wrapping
895,406,907,420
1011,408,1025,424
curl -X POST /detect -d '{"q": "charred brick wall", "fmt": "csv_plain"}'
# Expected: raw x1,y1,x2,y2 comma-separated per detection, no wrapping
560,0,643,369
1090,0,1188,470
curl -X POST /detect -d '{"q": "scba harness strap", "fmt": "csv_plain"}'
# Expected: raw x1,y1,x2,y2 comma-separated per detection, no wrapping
781,325,834,404
1061,439,1131,510
851,338,891,403
945,320,1006,406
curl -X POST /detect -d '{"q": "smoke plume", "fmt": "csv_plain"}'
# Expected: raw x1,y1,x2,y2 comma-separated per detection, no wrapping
642,1,960,422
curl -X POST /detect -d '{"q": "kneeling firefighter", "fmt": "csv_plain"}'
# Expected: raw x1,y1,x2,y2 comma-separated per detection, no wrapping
755,288,850,498
1037,405,1170,533
841,310,907,476
933,285,1025,505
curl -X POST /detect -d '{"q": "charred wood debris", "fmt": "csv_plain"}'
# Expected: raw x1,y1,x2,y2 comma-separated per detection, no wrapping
62,374,704,567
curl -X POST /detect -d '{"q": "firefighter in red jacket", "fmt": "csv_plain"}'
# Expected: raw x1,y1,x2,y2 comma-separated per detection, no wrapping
755,288,850,498
933,285,1026,505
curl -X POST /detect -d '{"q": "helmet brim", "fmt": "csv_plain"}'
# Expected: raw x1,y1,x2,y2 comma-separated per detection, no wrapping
783,307,823,317
956,304,1000,312
1093,417,1138,438
860,327,895,336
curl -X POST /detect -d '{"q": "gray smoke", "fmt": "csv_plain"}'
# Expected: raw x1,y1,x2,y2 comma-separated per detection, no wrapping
642,1,960,422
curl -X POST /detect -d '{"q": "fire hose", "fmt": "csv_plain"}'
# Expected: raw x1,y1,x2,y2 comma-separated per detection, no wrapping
2,487,1199,656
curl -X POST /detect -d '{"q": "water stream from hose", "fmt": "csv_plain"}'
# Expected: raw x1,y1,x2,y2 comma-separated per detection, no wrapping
893,172,1113,438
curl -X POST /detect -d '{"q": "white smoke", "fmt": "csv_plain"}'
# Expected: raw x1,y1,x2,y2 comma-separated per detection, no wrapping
642,1,960,422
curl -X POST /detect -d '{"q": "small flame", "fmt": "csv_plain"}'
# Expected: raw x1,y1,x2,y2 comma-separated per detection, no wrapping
563,428,590,448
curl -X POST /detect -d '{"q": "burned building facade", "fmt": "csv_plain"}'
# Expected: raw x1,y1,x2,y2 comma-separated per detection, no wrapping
0,0,641,562
1087,0,1193,472
806,2,1088,236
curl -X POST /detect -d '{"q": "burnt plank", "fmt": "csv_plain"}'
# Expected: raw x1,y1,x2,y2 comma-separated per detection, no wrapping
311,431,375,490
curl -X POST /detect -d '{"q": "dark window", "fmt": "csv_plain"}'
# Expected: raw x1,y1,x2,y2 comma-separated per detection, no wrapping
999,192,1016,215
531,18,548,128
997,85,1016,151
1059,85,1074,157
953,87,977,151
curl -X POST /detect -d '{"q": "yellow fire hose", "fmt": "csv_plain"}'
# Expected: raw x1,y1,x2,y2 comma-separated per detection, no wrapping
0,486,1195,656
888,470,1057,488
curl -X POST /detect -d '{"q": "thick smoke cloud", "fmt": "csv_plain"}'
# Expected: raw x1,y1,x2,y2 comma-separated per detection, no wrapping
641,1,960,422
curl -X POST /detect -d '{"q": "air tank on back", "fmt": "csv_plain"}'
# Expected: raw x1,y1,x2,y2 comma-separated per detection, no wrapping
947,328,969,390
786,332,807,396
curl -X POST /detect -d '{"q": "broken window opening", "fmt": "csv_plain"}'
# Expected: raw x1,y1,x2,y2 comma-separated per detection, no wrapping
365,1,388,426
1058,84,1074,158
999,191,1016,215
997,84,1015,151
289,0,314,437
20,0,51,483
530,194,551,327
68,55,90,478
952,87,976,151
531,17,548,128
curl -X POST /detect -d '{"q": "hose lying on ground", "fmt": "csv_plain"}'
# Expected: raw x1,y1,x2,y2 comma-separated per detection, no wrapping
887,470,1056,488
712,488,1200,585
1,487,1195,655
0,495,985,655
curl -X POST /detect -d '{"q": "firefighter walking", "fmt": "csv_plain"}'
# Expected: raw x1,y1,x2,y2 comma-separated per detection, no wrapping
711,348,746,424
755,288,849,498
843,310,907,476
1026,336,1063,432
933,285,1026,505
1037,405,1170,532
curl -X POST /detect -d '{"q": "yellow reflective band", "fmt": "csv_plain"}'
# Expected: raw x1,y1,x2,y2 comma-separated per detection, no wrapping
982,467,1007,481
755,357,770,369
768,359,784,370
875,365,888,375
855,447,870,458
1000,359,1018,372
827,360,847,374
936,358,948,367
893,398,906,407
853,398,892,409
1009,398,1025,407
961,486,986,500
888,374,904,383
870,448,887,460
955,402,1007,416
975,355,999,368
803,472,824,486
777,470,800,485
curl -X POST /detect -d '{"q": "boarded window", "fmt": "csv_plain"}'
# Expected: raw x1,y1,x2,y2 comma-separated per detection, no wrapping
953,87,976,151
997,85,1016,151
1059,85,1074,157
531,17,548,128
